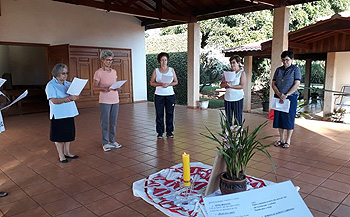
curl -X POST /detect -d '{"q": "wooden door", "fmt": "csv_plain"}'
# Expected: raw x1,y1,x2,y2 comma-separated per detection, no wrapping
109,49,133,104
47,44,70,81
69,47,100,107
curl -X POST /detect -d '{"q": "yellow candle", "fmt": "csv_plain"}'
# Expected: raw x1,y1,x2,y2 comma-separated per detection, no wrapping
182,152,191,186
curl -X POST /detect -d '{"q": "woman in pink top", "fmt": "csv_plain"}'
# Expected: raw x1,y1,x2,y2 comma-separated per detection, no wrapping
93,50,122,152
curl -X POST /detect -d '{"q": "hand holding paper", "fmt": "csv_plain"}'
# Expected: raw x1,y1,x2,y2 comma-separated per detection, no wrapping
271,97,290,113
109,80,127,89
67,78,88,95
224,71,235,82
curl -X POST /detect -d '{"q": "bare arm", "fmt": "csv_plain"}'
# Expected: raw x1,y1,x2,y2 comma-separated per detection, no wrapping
50,95,79,104
271,80,281,97
273,80,300,101
93,79,110,92
150,69,163,87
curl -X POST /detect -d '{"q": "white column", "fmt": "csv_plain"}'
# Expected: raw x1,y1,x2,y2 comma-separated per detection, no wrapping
187,23,200,108
304,59,312,102
323,52,337,119
243,56,252,112
270,7,290,104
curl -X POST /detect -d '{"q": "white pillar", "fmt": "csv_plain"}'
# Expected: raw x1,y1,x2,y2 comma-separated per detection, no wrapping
187,23,200,108
243,56,252,112
304,59,312,102
323,52,337,119
270,7,290,104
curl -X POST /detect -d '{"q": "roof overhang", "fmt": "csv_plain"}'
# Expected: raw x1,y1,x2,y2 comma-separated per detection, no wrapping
52,0,321,29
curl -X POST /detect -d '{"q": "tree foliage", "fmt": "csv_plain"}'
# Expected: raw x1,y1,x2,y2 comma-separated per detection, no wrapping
152,0,349,50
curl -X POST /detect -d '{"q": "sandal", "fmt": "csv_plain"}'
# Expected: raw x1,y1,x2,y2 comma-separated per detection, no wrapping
274,141,283,147
282,143,290,149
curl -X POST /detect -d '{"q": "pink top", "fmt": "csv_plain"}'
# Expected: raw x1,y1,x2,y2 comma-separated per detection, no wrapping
93,68,119,104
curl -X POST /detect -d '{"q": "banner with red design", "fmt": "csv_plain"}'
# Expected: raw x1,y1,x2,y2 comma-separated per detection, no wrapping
133,162,273,217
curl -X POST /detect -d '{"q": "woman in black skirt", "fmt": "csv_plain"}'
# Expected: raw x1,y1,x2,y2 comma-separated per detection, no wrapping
271,50,301,149
45,63,80,163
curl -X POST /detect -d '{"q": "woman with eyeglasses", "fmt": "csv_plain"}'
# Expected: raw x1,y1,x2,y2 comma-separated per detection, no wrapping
93,50,122,152
150,52,178,139
45,63,80,163
271,50,301,149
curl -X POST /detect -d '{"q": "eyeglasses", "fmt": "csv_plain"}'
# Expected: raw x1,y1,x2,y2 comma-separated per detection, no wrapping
105,59,114,62
61,72,69,75
281,58,291,62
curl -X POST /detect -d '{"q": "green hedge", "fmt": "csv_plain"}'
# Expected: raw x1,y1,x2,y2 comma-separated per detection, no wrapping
146,52,188,105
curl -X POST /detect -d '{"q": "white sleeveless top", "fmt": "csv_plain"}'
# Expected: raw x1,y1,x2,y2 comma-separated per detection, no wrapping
224,69,244,102
155,67,175,96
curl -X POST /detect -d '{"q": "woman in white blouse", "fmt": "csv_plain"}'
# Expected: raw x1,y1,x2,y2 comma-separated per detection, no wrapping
150,52,178,139
220,55,246,126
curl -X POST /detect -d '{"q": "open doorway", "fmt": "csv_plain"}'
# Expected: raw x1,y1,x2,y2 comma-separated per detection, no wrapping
0,43,49,115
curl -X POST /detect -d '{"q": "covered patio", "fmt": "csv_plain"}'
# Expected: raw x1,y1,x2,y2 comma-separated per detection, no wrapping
0,103,350,216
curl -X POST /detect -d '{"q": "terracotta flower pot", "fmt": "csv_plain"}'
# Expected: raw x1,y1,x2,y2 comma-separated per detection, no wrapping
219,172,247,194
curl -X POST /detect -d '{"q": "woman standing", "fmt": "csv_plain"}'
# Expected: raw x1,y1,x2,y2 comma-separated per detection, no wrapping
93,50,122,152
220,55,246,126
45,63,79,163
150,52,178,139
272,50,301,149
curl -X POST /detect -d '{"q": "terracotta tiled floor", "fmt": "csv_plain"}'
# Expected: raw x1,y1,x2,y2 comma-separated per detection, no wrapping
1,102,350,216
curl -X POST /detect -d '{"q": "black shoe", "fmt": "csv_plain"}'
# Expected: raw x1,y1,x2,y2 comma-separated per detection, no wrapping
59,159,68,163
157,133,163,139
0,192,8,197
64,155,79,159
166,132,174,138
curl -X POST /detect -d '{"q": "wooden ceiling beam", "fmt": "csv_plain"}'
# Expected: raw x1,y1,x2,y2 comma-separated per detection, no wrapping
165,0,192,16
139,0,156,11
289,41,311,49
123,0,139,7
105,0,111,11
54,0,191,22
156,0,162,18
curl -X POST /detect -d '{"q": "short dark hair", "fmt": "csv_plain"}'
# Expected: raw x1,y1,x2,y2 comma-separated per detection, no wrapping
281,50,294,59
157,52,169,63
229,55,241,64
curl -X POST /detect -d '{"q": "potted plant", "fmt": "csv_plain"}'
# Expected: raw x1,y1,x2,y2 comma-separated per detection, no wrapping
202,111,275,194
198,53,230,109
253,72,270,112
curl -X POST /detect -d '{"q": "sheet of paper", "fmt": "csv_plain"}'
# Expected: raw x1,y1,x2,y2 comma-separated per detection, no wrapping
0,90,28,111
109,80,127,89
67,77,88,95
0,111,5,134
161,75,173,83
224,71,235,82
271,98,290,113
0,78,6,88
204,180,312,217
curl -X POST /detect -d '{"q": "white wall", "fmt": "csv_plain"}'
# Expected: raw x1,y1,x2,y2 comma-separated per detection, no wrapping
335,52,350,91
0,0,147,101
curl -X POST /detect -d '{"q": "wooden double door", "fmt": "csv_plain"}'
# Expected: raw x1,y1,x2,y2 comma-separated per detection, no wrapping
48,45,133,108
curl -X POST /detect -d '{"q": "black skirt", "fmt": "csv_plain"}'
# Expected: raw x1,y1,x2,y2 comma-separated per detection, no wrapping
50,117,75,142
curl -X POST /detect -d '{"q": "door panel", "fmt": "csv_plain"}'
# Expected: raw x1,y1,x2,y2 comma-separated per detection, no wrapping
50,45,133,107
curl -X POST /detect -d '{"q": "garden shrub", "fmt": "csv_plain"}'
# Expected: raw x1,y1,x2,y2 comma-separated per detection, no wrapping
146,52,188,105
